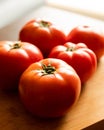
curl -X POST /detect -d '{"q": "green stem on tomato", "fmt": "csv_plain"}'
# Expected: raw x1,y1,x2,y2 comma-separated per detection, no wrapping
66,46,75,52
10,42,21,49
41,63,56,76
39,20,51,28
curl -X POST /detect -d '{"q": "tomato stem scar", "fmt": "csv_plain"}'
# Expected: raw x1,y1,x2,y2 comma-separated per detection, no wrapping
41,63,56,75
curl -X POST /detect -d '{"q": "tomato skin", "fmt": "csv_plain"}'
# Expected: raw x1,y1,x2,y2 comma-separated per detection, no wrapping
49,42,97,84
19,58,81,118
67,25,104,60
19,19,66,58
0,41,43,90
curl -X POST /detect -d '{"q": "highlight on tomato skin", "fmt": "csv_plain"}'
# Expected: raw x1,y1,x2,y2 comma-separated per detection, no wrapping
19,18,66,58
0,41,43,90
18,58,81,118
66,25,104,60
48,42,97,84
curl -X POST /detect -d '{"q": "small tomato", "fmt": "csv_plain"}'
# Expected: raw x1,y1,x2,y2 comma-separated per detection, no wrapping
0,41,43,90
67,25,104,60
49,42,97,84
19,18,66,57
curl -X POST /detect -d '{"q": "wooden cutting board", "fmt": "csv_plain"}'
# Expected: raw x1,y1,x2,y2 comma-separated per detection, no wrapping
1,57,104,130
0,5,104,130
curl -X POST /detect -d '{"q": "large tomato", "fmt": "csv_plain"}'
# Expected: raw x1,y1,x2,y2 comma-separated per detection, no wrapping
49,42,97,84
0,41,43,90
67,25,104,60
19,18,66,58
19,58,81,118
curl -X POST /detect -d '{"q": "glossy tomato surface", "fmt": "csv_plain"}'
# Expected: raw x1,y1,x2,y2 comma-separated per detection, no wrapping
19,19,66,57
19,58,81,118
49,42,97,84
0,41,43,90
67,25,104,60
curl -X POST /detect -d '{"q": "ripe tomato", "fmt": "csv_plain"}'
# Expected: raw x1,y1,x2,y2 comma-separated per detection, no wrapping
19,18,66,58
19,58,81,118
49,42,97,84
0,41,43,90
67,25,104,60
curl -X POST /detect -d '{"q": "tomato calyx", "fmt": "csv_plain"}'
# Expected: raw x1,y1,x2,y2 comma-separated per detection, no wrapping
10,42,21,50
39,20,51,28
66,46,76,52
41,63,56,76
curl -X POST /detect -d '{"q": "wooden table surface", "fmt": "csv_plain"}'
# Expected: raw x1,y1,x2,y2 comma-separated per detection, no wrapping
0,5,104,130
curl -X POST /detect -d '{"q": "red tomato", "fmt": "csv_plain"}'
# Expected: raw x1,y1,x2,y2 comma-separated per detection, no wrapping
19,18,66,58
19,58,81,118
49,42,97,84
67,25,104,60
0,41,43,90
